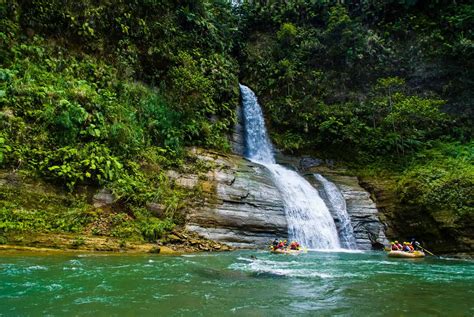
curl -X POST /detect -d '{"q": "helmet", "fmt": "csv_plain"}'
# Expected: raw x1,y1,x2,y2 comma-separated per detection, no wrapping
395,241,399,243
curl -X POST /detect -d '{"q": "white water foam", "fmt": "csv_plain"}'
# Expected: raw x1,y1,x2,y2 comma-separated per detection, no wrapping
314,174,357,249
230,259,334,279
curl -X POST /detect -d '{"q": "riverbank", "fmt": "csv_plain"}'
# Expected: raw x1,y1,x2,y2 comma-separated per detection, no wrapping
0,230,232,255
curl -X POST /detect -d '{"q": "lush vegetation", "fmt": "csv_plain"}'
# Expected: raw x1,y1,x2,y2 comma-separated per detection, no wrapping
236,1,473,219
0,0,239,243
237,1,472,155
0,179,176,244
0,1,472,245
398,142,473,216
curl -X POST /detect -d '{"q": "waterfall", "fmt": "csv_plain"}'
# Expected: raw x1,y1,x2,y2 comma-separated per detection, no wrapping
240,84,340,249
314,174,358,249
240,84,275,164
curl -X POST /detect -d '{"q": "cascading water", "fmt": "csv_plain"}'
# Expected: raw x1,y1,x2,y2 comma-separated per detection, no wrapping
314,174,358,249
240,84,340,249
240,84,275,164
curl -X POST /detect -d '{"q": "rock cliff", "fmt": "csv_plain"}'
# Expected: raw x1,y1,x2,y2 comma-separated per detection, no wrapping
306,167,389,250
360,177,474,257
185,150,287,248
182,150,388,250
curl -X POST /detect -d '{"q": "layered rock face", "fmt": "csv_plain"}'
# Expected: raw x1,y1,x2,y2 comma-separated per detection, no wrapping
185,151,287,248
307,167,389,250
183,150,388,250
229,103,245,157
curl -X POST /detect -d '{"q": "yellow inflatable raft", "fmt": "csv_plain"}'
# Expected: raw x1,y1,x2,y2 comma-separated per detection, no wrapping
270,248,306,255
388,250,425,258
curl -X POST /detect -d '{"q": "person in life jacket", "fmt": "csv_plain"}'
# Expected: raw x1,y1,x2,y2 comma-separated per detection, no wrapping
271,238,279,250
391,242,400,251
395,241,403,250
277,240,286,250
411,238,421,251
402,242,411,252
290,241,300,250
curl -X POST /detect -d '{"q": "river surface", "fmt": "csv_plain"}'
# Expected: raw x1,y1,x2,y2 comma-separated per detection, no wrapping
1,250,473,316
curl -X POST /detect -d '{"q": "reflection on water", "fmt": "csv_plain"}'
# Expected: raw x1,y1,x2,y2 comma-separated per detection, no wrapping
0,251,473,316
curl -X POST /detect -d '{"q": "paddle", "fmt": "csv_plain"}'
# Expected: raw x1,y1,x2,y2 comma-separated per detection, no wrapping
419,246,436,257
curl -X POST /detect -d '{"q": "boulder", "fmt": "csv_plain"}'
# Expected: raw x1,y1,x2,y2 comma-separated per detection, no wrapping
145,202,165,218
175,175,199,189
92,188,115,208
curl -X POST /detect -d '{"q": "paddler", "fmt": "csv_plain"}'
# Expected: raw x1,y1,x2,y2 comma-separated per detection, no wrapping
277,240,286,250
271,238,279,250
411,238,421,251
395,241,403,250
402,242,411,252
290,241,300,250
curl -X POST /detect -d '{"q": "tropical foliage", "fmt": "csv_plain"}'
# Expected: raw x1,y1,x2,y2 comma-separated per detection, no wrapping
236,1,473,217
0,0,472,242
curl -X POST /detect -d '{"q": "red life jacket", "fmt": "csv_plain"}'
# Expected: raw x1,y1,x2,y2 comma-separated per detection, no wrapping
391,244,399,251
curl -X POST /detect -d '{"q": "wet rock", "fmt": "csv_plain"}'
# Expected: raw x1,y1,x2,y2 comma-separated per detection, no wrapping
185,150,388,250
308,169,388,250
149,246,161,254
166,170,199,189
166,170,180,179
146,202,165,218
176,175,199,189
230,103,245,156
186,152,287,248
92,188,115,208
166,234,182,244
299,157,335,171
299,157,323,170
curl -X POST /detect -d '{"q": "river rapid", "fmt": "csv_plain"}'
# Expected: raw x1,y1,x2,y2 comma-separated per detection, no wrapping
1,251,473,316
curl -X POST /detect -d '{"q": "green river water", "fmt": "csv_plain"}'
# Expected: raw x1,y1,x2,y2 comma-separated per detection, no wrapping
1,250,473,316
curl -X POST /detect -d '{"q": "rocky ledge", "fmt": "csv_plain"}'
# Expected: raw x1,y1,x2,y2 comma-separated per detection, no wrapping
184,150,287,248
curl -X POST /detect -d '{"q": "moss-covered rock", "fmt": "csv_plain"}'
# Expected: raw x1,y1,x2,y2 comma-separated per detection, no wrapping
360,176,474,257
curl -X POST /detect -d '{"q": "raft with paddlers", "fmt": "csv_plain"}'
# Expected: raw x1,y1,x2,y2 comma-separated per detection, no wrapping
386,239,434,258
388,250,425,258
270,248,307,255
269,239,306,254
